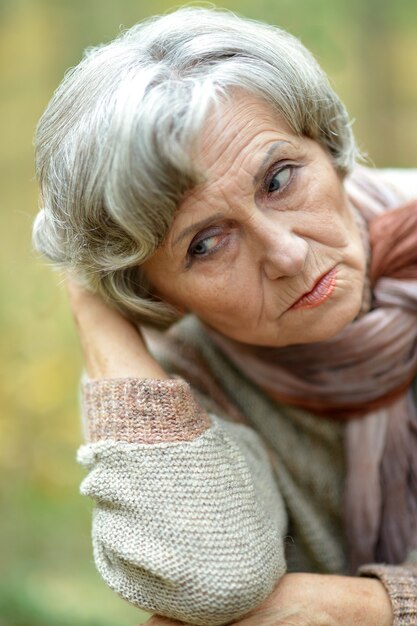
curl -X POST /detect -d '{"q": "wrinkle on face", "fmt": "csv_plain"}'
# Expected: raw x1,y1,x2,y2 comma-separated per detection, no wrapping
142,93,366,347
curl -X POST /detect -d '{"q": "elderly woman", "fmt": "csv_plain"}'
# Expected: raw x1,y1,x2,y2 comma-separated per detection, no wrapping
33,7,417,626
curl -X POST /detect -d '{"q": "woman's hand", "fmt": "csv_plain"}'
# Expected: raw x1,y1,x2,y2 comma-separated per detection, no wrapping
66,275,168,380
143,572,393,626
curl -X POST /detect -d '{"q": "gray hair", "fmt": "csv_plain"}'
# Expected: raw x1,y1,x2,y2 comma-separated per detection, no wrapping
33,6,358,328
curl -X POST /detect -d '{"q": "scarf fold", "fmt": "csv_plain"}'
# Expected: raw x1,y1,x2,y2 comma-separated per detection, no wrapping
205,167,417,571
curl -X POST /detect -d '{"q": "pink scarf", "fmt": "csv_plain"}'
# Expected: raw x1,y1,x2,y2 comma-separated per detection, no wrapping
206,168,417,571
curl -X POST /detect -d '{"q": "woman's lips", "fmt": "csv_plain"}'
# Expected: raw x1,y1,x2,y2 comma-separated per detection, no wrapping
290,267,338,311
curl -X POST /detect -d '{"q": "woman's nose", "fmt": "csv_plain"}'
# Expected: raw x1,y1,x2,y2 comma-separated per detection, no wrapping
257,221,308,280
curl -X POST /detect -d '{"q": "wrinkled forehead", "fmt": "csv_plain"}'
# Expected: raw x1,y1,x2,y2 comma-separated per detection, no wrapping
184,92,301,197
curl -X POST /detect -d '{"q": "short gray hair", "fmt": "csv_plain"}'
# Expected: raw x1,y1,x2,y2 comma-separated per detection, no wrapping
33,6,358,328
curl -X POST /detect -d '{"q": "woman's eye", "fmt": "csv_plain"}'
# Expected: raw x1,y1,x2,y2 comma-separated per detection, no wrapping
186,225,232,268
267,165,292,193
189,234,221,258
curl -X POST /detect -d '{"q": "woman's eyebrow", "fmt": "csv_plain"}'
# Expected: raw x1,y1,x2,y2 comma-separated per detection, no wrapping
173,141,291,248
253,140,290,186
173,211,225,247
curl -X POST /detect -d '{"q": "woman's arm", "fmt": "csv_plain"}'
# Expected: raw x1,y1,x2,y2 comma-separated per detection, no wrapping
67,280,401,626
146,573,393,626
66,277,167,380
68,278,287,626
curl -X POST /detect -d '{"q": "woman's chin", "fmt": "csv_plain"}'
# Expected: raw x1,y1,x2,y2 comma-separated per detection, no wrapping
281,299,363,346
259,299,363,348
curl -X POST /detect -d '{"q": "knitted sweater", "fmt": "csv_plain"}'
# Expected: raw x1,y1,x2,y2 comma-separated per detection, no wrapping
78,169,417,625
77,312,417,626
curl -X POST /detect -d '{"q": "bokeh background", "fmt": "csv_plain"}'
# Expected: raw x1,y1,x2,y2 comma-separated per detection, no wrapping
1,0,416,624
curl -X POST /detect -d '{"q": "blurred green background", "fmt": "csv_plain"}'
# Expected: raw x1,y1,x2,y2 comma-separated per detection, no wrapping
1,0,416,624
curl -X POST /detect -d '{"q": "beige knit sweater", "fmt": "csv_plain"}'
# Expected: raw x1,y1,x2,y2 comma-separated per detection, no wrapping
78,377,287,625
77,312,417,626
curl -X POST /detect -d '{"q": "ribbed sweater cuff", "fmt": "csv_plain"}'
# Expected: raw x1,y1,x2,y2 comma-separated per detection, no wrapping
82,377,211,444
358,563,417,626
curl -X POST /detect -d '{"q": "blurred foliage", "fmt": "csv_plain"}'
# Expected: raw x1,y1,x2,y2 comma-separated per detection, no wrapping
1,0,416,624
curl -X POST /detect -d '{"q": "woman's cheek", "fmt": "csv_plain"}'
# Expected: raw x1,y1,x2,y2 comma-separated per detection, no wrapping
172,232,245,314
179,274,232,317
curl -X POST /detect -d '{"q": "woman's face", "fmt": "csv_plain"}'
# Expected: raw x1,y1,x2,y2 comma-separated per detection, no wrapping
142,94,366,347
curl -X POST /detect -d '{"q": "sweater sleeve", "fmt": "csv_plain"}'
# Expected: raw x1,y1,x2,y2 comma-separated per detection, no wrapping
358,561,417,626
77,377,288,626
